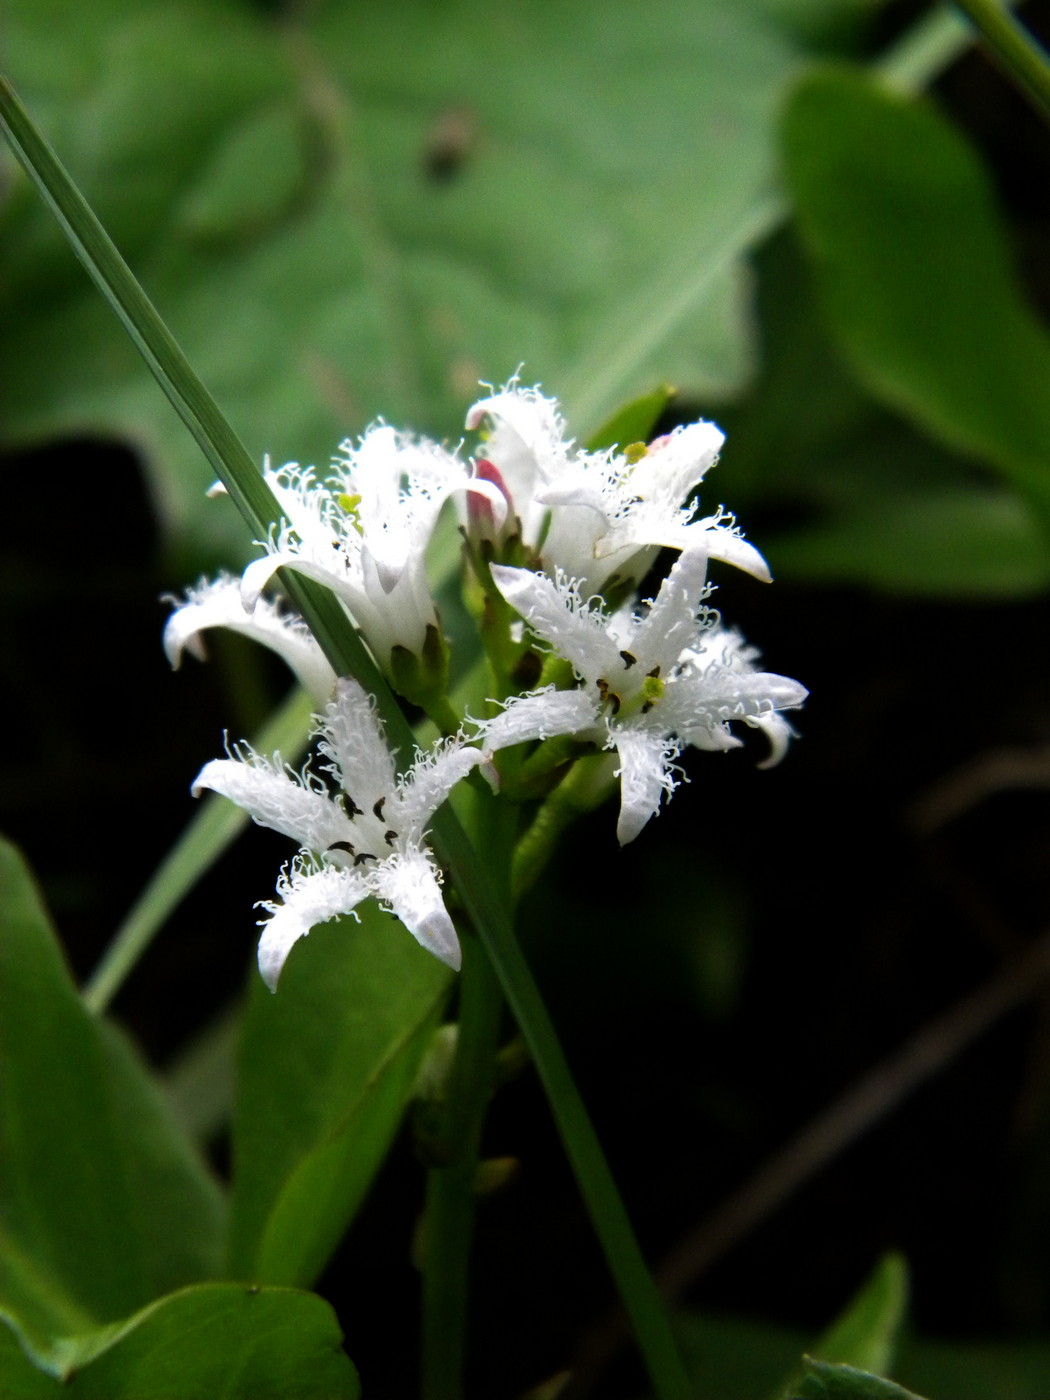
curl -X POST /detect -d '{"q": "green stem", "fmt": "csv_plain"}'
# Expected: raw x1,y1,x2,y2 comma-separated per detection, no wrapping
512,757,615,898
0,75,689,1397
432,810,693,1399
420,940,504,1400
952,0,1050,123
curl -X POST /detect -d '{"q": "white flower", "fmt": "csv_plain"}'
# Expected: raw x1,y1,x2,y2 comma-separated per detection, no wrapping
192,675,484,988
163,573,337,704
481,550,807,843
466,381,769,594
240,425,505,669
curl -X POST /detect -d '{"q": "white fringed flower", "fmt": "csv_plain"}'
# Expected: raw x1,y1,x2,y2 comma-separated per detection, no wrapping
466,381,769,594
193,675,484,988
481,549,807,843
241,426,505,668
163,573,337,704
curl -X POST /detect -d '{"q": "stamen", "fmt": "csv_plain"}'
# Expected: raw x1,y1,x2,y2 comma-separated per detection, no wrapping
619,650,637,669
384,830,399,846
353,851,376,867
328,840,355,856
373,796,386,820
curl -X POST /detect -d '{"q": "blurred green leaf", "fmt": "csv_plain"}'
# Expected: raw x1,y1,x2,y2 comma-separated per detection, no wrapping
717,231,1050,598
585,385,677,453
679,1303,1050,1400
228,907,451,1286
676,1311,805,1400
769,477,1050,596
792,1255,909,1389
1,0,832,567
0,840,225,1366
0,1282,358,1397
782,69,1050,531
896,1333,1050,1400
788,1360,930,1400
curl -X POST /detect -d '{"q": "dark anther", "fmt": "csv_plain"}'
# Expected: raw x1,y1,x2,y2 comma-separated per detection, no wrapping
353,851,376,867
641,701,654,714
597,678,610,701
328,840,356,856
619,650,638,668
344,794,363,817
373,796,386,820
647,666,661,679
384,829,399,846
608,693,621,716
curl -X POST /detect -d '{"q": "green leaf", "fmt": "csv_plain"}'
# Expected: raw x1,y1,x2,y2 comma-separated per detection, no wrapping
773,1256,908,1400
712,231,1050,599
585,385,677,453
808,1255,908,1378
675,1311,807,1400
228,907,451,1286
788,1359,931,1400
1,0,827,564
782,68,1050,531
769,476,1050,597
897,1333,1050,1400
0,1283,358,1397
0,840,225,1366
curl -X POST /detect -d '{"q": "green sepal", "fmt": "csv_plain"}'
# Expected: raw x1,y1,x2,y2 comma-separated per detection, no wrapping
389,623,452,711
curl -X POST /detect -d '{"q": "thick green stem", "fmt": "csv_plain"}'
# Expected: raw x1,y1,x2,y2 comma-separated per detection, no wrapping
420,941,504,1400
512,756,616,898
952,0,1050,123
432,808,693,1399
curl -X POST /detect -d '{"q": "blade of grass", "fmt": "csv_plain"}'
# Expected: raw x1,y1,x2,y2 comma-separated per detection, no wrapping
0,74,692,1399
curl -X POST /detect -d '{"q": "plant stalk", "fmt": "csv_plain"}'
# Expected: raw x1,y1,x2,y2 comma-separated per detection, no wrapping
420,940,504,1400
952,0,1050,123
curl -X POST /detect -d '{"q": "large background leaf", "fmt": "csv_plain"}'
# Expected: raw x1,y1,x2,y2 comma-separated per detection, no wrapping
782,68,1050,529
0,840,224,1365
228,905,450,1286
1,0,855,568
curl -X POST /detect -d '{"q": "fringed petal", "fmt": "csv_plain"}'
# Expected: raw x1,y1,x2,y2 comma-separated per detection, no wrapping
256,862,369,991
375,851,461,970
477,688,599,750
611,726,681,845
193,753,352,853
164,574,336,703
489,565,623,683
397,741,485,841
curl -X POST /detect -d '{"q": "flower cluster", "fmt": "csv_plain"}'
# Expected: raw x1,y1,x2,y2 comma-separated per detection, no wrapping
167,381,806,987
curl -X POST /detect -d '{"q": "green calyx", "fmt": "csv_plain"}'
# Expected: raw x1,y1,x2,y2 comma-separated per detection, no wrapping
389,623,453,720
